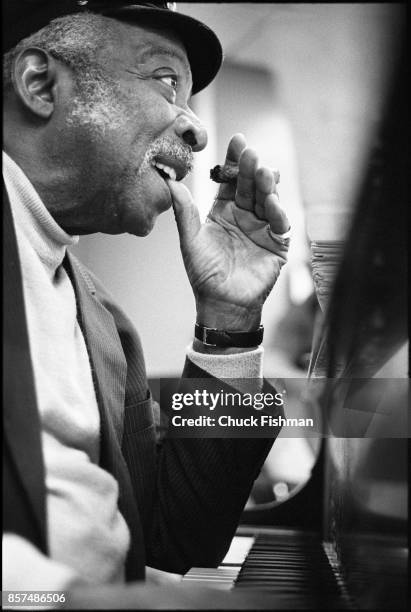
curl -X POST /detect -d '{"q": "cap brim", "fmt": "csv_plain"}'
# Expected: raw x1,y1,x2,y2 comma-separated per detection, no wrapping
101,6,223,94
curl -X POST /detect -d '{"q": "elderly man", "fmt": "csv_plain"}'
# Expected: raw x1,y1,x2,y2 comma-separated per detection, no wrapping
3,0,290,597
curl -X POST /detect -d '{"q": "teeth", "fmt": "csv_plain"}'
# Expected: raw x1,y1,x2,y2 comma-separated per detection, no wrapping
153,162,177,181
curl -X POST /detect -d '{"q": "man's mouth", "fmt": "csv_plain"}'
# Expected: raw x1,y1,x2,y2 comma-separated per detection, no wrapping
152,161,178,182
151,155,191,183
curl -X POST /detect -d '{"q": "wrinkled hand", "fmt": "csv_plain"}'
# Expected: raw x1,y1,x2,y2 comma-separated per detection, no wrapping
168,134,290,331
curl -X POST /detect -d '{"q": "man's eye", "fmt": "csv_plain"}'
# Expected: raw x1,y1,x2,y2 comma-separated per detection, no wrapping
158,75,178,90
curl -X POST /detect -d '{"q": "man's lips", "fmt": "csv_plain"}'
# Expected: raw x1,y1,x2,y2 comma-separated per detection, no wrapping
152,154,191,182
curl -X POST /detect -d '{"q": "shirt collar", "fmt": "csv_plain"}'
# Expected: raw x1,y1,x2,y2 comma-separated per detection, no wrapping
3,151,79,271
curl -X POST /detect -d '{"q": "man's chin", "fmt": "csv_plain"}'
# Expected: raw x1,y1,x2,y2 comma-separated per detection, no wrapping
127,200,173,237
120,209,156,237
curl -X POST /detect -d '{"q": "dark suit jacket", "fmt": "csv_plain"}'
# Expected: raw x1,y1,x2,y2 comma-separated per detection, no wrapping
3,186,278,582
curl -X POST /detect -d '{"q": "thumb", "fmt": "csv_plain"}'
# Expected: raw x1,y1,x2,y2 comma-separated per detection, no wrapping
167,179,201,243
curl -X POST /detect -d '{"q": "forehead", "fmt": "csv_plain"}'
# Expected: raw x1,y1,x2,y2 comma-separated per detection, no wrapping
105,19,192,80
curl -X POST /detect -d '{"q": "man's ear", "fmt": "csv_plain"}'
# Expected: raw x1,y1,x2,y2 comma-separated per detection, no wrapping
12,47,59,119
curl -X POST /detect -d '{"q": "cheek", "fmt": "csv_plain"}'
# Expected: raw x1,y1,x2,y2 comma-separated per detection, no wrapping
125,88,176,139
78,94,176,182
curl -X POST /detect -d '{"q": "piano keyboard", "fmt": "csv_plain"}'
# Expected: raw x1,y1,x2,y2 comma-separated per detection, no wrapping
183,535,254,590
183,528,353,609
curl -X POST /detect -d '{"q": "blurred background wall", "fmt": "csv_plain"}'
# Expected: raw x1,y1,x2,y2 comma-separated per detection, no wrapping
71,3,404,378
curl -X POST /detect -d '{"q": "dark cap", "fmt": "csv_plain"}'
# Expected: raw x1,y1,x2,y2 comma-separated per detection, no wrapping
2,0,223,94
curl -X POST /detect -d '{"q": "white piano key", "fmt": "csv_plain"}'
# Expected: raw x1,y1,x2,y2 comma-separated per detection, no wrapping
182,536,255,590
221,536,255,565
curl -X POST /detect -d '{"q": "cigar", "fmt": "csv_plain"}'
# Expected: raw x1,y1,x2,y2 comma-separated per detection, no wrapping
210,164,238,184
210,164,280,185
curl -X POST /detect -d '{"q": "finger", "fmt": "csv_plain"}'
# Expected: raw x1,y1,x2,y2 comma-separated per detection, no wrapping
264,192,290,234
255,167,274,219
217,133,247,200
235,147,258,211
167,180,201,243
224,132,247,165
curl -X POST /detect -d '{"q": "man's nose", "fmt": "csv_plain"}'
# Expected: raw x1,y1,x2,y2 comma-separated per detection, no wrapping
174,110,208,152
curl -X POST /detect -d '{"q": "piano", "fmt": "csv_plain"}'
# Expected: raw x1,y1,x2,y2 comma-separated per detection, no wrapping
182,435,408,610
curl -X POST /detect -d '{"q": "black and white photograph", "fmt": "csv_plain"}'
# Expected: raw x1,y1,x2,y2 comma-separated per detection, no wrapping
2,2,408,610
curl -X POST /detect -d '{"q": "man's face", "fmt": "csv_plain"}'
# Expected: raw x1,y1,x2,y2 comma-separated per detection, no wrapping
55,19,206,236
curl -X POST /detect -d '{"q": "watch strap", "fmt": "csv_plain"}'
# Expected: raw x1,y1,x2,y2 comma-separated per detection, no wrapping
195,323,264,348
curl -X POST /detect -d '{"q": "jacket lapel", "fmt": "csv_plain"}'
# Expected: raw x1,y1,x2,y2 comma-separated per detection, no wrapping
65,253,146,580
65,253,127,446
3,185,47,552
